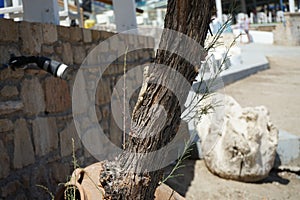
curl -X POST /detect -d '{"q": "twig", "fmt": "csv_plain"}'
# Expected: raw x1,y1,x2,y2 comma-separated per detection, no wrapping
122,47,129,150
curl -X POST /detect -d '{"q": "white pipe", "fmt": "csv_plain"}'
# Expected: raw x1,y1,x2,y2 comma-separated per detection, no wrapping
0,5,22,14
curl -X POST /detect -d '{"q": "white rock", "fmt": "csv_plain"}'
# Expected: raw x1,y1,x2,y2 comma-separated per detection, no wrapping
196,93,278,182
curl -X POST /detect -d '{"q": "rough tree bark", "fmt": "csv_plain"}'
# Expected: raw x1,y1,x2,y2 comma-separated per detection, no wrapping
100,0,214,199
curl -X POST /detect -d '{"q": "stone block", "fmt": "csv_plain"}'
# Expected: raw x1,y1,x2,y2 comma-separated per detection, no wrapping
46,153,61,163
13,119,35,169
125,50,139,62
0,140,10,179
72,45,86,65
57,25,70,41
21,77,45,115
103,64,122,76
42,23,58,44
19,21,43,55
70,27,83,42
71,71,89,115
92,30,101,42
78,115,92,131
14,193,27,200
0,45,21,70
100,105,110,120
0,100,23,115
85,44,97,54
109,35,125,51
61,42,73,65
59,122,81,157
109,114,122,147
96,106,102,121
49,162,70,183
41,44,54,55
52,54,63,64
0,119,13,132
98,40,110,54
150,36,156,46
83,29,92,43
99,30,115,40
0,19,19,42
54,42,63,54
82,127,107,158
31,165,48,192
0,180,21,198
32,117,58,156
44,76,71,113
138,35,148,46
101,120,109,133
0,86,18,98
21,174,30,188
25,66,48,76
96,78,112,105
83,145,92,159
126,34,138,45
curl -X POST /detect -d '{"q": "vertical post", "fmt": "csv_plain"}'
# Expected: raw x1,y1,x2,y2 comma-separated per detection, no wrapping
289,0,295,12
63,0,70,25
12,0,19,6
74,0,83,27
250,12,254,23
22,0,59,24
112,0,137,32
12,0,21,21
215,0,223,23
156,9,164,27
268,11,272,23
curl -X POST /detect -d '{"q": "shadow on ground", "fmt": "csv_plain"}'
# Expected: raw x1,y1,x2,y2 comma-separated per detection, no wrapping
163,159,197,197
165,159,300,196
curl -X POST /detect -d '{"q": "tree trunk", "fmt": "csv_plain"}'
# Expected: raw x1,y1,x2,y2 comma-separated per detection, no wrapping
100,0,214,199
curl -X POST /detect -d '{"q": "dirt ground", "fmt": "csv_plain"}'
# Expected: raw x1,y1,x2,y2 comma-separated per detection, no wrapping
166,160,300,200
166,56,300,200
225,56,300,136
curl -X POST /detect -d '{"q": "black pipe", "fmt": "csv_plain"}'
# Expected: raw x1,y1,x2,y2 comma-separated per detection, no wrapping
8,55,69,79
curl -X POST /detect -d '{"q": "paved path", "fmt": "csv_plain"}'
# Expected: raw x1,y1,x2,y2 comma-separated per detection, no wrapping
225,44,300,136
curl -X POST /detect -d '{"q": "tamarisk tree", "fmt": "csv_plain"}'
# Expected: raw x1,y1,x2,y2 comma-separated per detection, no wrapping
99,0,215,199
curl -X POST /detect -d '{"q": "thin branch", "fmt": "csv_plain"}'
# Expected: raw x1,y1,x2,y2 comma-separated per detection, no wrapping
36,184,55,200
123,47,129,150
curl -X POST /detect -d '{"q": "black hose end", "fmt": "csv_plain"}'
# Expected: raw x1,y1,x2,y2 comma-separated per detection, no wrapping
42,59,69,78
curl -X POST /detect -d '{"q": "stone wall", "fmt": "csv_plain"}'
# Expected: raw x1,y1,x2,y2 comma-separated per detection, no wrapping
274,13,300,46
0,19,154,199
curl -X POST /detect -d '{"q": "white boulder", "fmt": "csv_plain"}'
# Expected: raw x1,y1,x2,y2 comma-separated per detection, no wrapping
196,94,278,182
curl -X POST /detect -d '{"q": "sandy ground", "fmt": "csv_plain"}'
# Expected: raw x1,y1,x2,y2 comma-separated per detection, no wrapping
165,55,300,199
